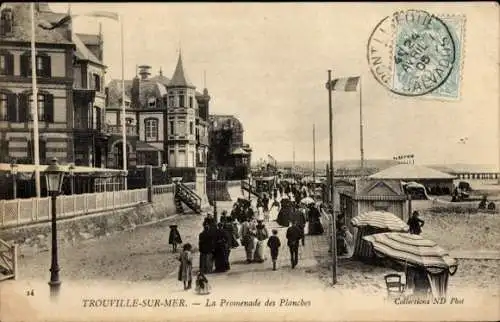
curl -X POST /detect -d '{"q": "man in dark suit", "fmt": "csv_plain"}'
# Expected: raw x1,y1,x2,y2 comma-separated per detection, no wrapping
286,222,303,269
295,207,307,246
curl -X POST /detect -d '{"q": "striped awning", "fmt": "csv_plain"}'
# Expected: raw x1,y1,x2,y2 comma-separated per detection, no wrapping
362,233,458,273
351,211,409,232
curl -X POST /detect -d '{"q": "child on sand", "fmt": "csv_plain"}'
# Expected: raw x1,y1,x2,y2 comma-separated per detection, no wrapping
267,229,281,271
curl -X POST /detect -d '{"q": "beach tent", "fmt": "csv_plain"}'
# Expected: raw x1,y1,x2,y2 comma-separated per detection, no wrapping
363,232,458,297
351,211,409,260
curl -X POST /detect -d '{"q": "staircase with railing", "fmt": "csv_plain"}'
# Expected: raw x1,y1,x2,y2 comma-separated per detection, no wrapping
0,239,17,282
174,182,202,214
241,180,260,198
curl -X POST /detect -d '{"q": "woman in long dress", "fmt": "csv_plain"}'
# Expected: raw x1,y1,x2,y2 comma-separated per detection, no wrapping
213,223,229,272
269,199,281,222
178,243,193,290
307,205,324,235
276,198,291,227
240,218,256,263
253,220,269,262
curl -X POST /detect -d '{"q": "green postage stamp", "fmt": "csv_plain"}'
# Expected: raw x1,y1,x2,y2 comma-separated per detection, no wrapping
367,9,466,100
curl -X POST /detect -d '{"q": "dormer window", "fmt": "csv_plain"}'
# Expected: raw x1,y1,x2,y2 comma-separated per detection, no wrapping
0,8,13,36
148,97,156,108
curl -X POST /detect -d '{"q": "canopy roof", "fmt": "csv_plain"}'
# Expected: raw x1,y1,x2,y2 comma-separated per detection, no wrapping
370,164,456,180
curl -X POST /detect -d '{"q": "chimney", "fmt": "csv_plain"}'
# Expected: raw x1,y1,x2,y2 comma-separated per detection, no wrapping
138,65,151,80
131,74,140,108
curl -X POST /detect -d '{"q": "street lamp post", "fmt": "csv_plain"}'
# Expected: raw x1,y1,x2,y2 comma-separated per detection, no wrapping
45,158,67,298
212,169,218,222
68,164,75,195
10,160,18,199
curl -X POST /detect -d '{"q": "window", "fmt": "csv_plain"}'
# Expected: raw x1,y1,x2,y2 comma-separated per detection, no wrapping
179,94,185,107
177,121,186,135
189,96,193,108
0,50,13,75
21,53,51,77
0,93,7,121
144,118,158,141
28,93,53,122
148,97,156,108
169,121,174,135
168,95,175,107
93,74,101,92
0,90,21,123
30,94,45,121
189,121,194,135
0,8,13,35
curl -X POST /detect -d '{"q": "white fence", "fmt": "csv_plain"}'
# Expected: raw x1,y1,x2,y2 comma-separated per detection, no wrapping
0,188,148,228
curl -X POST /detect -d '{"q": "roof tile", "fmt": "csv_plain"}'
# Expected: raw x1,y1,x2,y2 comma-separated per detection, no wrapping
1,3,72,45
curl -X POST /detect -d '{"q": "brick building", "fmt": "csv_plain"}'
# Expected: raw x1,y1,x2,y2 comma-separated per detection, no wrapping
0,3,107,167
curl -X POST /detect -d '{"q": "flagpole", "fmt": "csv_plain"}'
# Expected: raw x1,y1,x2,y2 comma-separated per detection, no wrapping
313,123,316,185
327,69,337,285
30,3,41,198
120,14,127,190
359,76,365,172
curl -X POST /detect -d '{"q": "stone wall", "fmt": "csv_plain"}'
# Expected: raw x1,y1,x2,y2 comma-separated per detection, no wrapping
1,191,181,249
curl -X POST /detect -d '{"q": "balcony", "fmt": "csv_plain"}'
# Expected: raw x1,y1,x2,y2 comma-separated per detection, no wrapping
105,124,138,136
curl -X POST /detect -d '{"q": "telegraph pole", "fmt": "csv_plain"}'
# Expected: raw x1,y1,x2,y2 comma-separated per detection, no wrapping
327,70,337,285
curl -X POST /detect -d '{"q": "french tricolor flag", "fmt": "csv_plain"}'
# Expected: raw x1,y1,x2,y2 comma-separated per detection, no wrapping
325,76,360,92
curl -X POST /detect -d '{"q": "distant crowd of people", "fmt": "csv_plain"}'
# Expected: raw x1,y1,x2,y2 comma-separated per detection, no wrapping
171,180,327,292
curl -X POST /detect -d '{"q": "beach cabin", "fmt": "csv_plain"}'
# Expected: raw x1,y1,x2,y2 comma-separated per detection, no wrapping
339,179,408,233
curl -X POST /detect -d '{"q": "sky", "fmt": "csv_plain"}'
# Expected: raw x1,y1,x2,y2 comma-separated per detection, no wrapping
50,3,499,167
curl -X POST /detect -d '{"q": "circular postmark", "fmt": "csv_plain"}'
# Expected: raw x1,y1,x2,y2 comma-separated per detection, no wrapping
367,9,456,96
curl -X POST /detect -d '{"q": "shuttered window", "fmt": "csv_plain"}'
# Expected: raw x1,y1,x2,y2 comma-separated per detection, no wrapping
0,93,7,121
0,51,13,76
21,53,51,77
23,93,54,122
0,92,16,122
